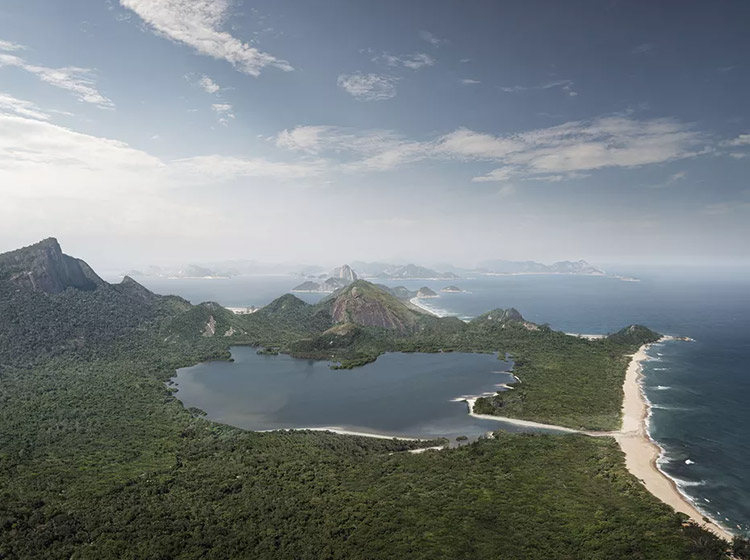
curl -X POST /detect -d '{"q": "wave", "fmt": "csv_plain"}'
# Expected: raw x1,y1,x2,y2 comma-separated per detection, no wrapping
652,385,671,390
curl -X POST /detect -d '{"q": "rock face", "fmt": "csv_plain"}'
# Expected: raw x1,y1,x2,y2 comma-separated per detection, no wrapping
330,264,358,283
329,281,420,332
0,238,104,294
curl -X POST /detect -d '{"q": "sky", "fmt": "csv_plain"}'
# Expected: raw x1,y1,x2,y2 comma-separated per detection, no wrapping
0,0,749,270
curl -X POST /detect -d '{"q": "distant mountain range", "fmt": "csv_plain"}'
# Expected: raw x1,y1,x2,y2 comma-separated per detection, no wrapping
351,262,461,280
476,259,605,275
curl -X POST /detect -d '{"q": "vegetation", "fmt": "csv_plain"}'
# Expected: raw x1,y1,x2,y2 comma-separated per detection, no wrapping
0,240,743,558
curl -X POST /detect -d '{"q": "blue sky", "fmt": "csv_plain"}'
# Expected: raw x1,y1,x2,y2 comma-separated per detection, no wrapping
0,0,748,269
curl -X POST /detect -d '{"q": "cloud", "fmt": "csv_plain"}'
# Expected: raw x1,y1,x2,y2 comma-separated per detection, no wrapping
198,75,220,93
472,168,513,183
0,109,325,202
0,92,50,120
275,125,335,153
120,0,293,76
461,79,481,85
0,53,113,108
374,52,435,70
276,116,709,182
723,133,750,147
419,30,446,47
0,39,26,52
462,117,704,181
211,102,234,125
632,43,654,55
500,79,578,97
337,73,398,101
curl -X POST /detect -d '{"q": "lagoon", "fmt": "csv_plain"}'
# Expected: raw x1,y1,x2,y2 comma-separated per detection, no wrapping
173,348,559,440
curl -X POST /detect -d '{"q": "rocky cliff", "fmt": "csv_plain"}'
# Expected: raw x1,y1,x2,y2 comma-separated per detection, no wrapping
0,238,105,294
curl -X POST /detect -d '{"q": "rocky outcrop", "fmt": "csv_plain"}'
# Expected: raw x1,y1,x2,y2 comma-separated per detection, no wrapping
329,281,420,332
330,264,358,283
1,238,105,294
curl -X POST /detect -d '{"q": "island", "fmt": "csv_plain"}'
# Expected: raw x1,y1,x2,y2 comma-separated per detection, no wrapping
416,286,439,298
293,264,358,293
440,285,466,293
0,238,742,559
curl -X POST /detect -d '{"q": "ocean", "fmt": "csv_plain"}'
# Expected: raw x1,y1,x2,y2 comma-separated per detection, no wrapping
135,267,750,537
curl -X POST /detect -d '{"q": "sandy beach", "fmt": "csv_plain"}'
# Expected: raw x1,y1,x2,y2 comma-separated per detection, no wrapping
461,397,582,434
408,296,441,316
614,340,733,541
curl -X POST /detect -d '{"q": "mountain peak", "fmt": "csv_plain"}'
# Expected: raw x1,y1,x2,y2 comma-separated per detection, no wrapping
328,280,421,332
0,237,104,294
330,264,358,282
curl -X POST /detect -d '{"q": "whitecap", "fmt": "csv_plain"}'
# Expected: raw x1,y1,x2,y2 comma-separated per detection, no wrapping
653,385,671,390
685,459,695,465
653,367,667,371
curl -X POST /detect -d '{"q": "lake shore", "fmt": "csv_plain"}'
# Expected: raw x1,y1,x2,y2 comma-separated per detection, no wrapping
615,339,733,541
460,397,581,434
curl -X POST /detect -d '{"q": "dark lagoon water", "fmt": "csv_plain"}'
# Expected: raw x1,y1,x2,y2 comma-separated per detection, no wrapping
173,349,567,440
154,267,750,536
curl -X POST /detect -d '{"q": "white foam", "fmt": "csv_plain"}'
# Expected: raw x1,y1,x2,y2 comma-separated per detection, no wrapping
685,459,695,465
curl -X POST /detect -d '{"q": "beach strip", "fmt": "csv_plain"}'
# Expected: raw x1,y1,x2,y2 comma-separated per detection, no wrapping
615,340,733,541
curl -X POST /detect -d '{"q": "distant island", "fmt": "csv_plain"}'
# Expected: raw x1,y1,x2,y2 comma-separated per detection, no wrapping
477,259,639,281
440,285,467,293
416,286,439,298
293,264,358,293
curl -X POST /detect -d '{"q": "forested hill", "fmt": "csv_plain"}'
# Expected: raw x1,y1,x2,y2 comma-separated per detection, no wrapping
0,239,741,559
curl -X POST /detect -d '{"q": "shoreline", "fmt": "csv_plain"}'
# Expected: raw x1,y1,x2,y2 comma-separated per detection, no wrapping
408,296,443,317
460,397,582,434
615,339,733,541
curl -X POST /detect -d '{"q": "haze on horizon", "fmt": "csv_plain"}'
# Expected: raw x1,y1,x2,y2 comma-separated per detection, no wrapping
1,0,749,271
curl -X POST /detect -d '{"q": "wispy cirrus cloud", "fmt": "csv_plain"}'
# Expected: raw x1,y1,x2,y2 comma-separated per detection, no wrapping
723,133,750,147
373,52,435,70
500,79,578,97
276,116,709,183
0,39,26,52
419,30,446,47
0,52,113,108
337,73,398,101
120,0,293,76
461,79,481,85
632,43,654,55
0,92,50,120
